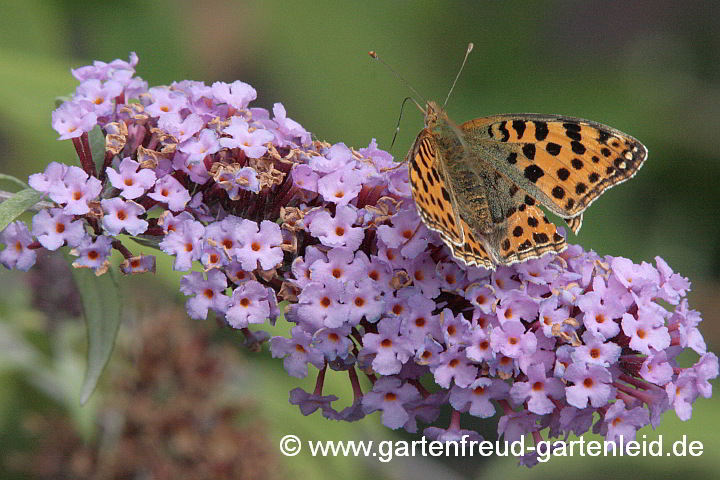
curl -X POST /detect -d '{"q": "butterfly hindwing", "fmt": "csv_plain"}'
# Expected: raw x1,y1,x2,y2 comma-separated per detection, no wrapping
448,216,494,269
407,129,465,247
460,114,648,224
487,200,568,265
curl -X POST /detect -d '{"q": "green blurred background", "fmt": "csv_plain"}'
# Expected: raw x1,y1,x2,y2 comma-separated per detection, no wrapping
1,1,719,479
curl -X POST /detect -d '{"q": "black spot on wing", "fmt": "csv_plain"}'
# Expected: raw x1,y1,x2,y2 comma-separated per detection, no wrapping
546,142,562,156
571,141,586,155
522,144,536,160
498,121,510,142
524,165,544,183
534,121,549,141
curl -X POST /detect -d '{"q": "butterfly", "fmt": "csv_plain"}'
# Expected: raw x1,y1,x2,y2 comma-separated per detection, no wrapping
407,101,648,270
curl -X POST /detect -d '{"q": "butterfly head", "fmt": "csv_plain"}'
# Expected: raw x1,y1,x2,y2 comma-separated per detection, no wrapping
424,101,450,130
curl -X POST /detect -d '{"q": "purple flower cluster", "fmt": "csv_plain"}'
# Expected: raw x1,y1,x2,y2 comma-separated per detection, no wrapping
1,53,717,466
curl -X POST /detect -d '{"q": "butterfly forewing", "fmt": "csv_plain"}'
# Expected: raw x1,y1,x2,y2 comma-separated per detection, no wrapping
461,114,648,221
408,130,465,247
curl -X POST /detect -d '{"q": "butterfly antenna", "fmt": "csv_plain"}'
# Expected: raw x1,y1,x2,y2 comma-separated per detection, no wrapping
389,96,414,150
442,43,474,109
369,50,426,112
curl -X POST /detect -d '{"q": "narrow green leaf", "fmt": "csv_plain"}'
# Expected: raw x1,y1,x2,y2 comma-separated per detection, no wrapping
130,234,163,250
88,125,106,175
0,173,29,190
72,265,123,405
0,188,45,232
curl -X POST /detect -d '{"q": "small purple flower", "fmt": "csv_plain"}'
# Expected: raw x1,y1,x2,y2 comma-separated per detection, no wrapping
313,325,352,361
119,254,156,275
317,164,364,205
158,217,205,271
233,219,284,271
450,377,509,418
31,208,87,250
564,363,615,408
28,162,68,193
602,400,650,444
270,326,325,378
71,52,138,82
400,293,443,346
0,221,37,271
498,410,540,443
465,323,494,363
74,79,124,117
408,252,441,298
611,256,658,293
655,256,691,305
495,290,538,324
510,363,565,414
157,112,204,142
179,269,231,320
345,280,385,325
51,100,98,140
639,350,674,385
289,387,338,416
215,165,260,197
430,347,478,388
693,353,719,398
226,280,273,328
100,198,148,236
440,309,472,347
308,246,364,284
361,318,414,375
272,102,311,146
414,337,444,365
296,280,350,331
669,300,707,355
465,284,496,314
178,128,221,163
291,164,319,193
148,174,192,211
621,309,671,355
307,205,364,250
535,294,566,331
361,377,422,430
402,392,446,433
490,320,537,359
309,142,356,174
376,212,428,260
71,235,113,274
106,157,157,199
145,86,188,117
220,117,275,158
571,331,621,367
212,80,257,109
47,166,102,215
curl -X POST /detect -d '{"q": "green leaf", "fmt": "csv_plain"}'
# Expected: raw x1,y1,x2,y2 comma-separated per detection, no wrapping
0,188,45,232
0,173,29,190
88,125,106,175
130,234,163,250
71,265,123,405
